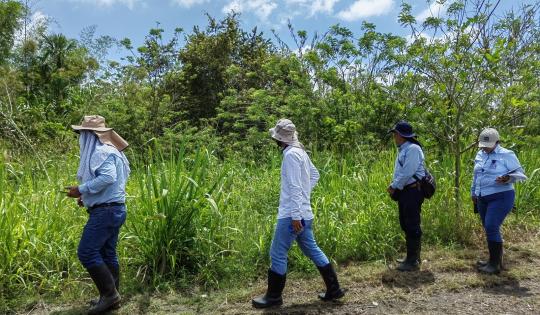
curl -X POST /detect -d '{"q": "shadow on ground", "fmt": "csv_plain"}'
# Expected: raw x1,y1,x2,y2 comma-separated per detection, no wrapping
261,299,347,315
381,269,436,289
49,294,152,315
479,274,533,298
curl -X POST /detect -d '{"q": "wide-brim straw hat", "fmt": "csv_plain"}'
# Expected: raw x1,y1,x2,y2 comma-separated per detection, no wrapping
71,115,129,151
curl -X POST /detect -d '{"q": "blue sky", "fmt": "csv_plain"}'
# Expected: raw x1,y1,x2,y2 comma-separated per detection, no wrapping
30,0,536,60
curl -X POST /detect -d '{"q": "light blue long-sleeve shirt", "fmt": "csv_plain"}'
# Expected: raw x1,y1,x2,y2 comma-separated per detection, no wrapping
391,141,426,190
78,155,128,208
278,146,320,221
471,145,525,197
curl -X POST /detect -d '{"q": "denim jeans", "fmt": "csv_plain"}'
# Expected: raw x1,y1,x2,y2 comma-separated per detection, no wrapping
477,190,514,242
77,204,127,269
269,217,330,275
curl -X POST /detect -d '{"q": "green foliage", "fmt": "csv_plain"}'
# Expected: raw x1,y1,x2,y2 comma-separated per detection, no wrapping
1,145,539,312
0,0,23,64
129,144,226,283
1,1,540,310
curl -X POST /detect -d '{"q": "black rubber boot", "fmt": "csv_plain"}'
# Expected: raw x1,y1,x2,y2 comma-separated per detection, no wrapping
477,246,504,269
87,264,121,314
89,264,120,307
317,263,347,301
397,236,420,272
478,241,502,274
396,236,422,264
252,269,286,309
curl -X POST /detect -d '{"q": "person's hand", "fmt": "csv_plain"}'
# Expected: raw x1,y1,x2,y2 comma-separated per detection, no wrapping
495,175,510,184
77,197,84,207
387,186,395,196
66,186,81,198
471,196,477,204
292,220,303,233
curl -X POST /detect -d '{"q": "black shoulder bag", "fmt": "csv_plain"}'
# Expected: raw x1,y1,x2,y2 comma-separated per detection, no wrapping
397,159,436,199
414,164,436,199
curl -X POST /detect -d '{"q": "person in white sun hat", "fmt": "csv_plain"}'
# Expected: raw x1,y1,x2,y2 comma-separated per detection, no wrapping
251,118,346,309
471,127,527,274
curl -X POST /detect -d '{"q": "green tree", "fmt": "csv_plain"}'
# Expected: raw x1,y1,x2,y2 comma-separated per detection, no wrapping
399,0,540,205
0,0,23,64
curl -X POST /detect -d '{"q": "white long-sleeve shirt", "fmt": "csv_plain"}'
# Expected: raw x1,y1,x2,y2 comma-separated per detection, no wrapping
278,146,320,220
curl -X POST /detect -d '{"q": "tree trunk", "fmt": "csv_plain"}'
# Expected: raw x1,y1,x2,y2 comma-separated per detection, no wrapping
454,109,462,209
454,144,461,205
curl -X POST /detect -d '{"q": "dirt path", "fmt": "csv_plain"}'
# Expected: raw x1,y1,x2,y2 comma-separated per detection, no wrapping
26,233,540,315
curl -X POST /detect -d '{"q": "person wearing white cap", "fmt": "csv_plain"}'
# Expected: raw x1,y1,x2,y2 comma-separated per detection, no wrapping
471,128,527,274
65,115,130,314
251,118,346,308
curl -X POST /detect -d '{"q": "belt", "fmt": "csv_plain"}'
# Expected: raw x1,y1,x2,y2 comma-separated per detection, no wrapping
404,182,419,189
88,202,125,211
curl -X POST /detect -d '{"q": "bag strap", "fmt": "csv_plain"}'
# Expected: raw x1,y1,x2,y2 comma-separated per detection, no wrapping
398,158,425,182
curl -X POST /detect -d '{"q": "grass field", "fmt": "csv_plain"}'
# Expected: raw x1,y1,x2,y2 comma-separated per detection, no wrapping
1,145,539,312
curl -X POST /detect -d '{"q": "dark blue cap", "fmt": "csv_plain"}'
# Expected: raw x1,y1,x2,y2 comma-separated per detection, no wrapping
389,121,416,138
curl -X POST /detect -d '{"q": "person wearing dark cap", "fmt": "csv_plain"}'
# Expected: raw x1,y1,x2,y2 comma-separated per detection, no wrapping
472,128,527,274
65,115,130,314
387,121,426,272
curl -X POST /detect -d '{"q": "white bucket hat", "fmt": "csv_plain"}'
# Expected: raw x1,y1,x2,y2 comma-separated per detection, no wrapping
478,128,500,148
269,118,304,149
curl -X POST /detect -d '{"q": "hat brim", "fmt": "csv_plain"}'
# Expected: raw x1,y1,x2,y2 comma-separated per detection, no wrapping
269,128,282,141
71,125,113,132
389,129,416,138
269,128,299,144
478,141,497,148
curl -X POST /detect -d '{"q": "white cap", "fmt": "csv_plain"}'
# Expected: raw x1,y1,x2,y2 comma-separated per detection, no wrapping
478,128,499,148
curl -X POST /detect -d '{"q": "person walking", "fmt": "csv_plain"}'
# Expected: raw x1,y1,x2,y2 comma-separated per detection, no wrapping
251,118,346,309
471,128,527,274
65,115,130,314
387,121,426,272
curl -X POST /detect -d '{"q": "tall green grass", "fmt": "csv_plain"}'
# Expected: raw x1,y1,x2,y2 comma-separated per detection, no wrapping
1,145,539,312
128,147,227,284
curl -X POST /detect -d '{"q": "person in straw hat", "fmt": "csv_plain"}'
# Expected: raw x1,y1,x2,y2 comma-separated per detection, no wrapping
251,118,346,309
471,128,527,274
65,115,130,314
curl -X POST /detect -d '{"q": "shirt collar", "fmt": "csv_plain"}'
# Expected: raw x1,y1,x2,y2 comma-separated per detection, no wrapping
398,141,411,152
483,144,501,155
283,146,293,154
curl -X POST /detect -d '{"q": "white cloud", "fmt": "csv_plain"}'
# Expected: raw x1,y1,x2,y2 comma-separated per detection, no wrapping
222,0,277,21
336,0,393,21
70,0,143,10
222,0,243,13
15,11,49,43
171,0,210,8
309,0,339,15
284,0,339,17
415,1,448,23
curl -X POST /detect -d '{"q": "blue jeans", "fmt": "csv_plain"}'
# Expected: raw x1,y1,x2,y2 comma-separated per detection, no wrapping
269,218,330,275
477,190,514,242
78,204,127,269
